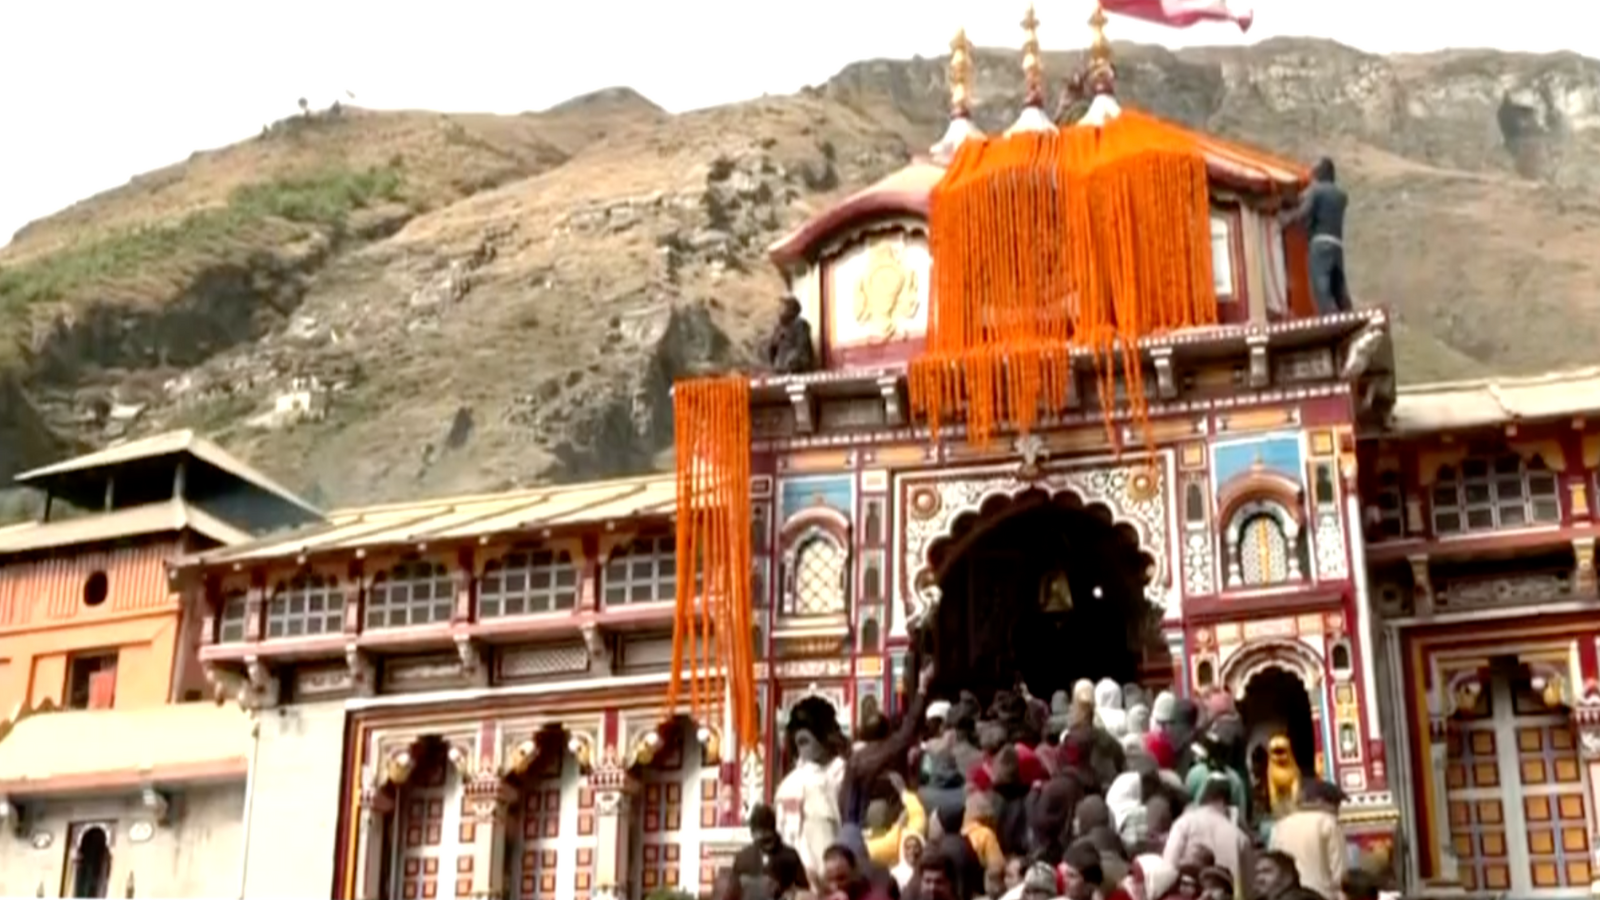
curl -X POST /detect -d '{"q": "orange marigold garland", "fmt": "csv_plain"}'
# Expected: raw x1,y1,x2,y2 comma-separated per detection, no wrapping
669,375,759,748
910,111,1222,449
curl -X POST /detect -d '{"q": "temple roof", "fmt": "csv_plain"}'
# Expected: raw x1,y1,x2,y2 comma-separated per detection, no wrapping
0,701,252,796
1382,367,1600,435
765,110,1307,269
176,471,676,569
767,162,942,267
17,429,321,517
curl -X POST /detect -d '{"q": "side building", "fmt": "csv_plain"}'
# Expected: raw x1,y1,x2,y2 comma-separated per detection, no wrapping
171,475,747,900
1362,370,1600,897
0,430,322,898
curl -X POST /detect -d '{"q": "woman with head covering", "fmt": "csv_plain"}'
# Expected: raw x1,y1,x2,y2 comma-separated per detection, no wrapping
1121,706,1152,756
893,833,927,890
1094,680,1128,738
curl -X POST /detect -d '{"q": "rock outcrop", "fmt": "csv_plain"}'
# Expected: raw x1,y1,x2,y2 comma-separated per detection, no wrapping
4,39,1600,510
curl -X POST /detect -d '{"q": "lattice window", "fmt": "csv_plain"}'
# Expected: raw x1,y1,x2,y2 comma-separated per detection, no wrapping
603,537,674,606
267,572,344,638
792,537,847,616
367,557,454,629
1238,515,1291,586
1372,469,1405,539
217,589,248,643
1432,455,1561,536
481,547,579,617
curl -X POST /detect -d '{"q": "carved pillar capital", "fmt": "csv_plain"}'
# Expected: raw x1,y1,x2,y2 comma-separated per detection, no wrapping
463,772,518,823
1573,537,1596,597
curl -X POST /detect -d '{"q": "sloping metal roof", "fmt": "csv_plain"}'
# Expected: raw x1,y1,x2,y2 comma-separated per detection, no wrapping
0,499,254,557
1385,367,1600,434
179,472,676,568
0,702,252,795
15,430,321,516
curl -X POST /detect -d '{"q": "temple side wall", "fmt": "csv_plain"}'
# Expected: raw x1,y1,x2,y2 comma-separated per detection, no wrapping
0,782,244,898
242,699,349,898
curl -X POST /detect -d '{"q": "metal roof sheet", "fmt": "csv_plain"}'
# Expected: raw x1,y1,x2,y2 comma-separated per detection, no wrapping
1386,367,1600,434
15,430,321,516
180,472,676,568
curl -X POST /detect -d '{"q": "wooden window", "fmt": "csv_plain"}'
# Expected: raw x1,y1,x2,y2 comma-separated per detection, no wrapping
1432,455,1561,536
65,652,118,710
366,557,453,629
1373,470,1406,539
1210,213,1236,299
217,589,248,643
599,537,671,607
267,572,344,638
482,546,580,616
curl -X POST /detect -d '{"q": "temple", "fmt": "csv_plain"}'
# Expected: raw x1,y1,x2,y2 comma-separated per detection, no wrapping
6,9,1600,900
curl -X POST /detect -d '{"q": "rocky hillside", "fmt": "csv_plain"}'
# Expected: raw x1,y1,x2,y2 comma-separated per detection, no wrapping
4,39,1600,513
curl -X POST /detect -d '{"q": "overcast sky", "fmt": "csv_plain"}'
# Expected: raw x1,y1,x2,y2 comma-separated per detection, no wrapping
1,0,1593,247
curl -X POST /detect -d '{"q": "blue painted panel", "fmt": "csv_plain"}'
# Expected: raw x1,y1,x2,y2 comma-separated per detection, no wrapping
1213,434,1305,495
779,475,855,522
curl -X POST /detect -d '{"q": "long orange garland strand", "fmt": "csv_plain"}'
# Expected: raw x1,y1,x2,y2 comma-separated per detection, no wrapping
669,376,759,749
910,111,1221,449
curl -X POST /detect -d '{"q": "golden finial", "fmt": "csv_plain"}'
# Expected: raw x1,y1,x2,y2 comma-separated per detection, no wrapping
1021,4,1045,107
949,28,975,117
1086,1,1116,95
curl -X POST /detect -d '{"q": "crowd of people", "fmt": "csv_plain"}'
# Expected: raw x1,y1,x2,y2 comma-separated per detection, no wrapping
724,669,1385,900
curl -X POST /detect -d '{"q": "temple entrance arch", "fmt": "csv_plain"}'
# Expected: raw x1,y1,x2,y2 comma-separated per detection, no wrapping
899,457,1174,633
919,484,1164,701
1222,641,1323,785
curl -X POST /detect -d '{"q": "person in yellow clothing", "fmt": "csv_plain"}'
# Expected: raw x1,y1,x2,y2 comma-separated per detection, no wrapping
866,772,927,868
961,790,1006,872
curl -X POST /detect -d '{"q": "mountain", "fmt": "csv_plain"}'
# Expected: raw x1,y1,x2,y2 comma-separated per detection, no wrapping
4,39,1600,514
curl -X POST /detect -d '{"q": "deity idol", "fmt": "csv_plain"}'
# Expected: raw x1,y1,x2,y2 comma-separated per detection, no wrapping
773,697,848,888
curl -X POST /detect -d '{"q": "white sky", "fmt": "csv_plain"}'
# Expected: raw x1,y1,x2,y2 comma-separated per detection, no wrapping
1,1,1592,247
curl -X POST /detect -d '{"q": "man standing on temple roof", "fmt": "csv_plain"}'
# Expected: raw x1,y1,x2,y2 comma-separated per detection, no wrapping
1279,158,1351,316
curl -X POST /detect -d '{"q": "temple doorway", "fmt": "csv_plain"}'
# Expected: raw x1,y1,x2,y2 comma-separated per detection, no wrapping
924,488,1161,703
67,824,112,898
1240,667,1317,789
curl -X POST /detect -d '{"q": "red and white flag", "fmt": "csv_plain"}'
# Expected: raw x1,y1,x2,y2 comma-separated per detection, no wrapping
1100,0,1254,32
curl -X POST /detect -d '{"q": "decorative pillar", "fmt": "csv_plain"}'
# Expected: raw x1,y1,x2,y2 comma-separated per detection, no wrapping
590,758,641,900
1574,538,1597,597
1571,682,1600,896
354,787,395,900
462,771,518,900
1424,705,1461,886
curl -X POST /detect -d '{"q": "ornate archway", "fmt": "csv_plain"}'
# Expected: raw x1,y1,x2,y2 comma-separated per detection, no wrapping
1218,638,1324,701
897,457,1172,630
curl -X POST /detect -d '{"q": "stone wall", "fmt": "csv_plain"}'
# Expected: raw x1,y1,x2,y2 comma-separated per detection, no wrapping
241,699,349,898
0,782,244,898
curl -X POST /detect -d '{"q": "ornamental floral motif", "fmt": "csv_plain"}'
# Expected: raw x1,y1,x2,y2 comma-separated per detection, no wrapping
1313,510,1349,580
1183,530,1215,596
899,460,1173,629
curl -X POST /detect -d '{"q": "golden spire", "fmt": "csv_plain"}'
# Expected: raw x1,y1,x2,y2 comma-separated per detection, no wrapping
1086,1,1115,96
949,27,975,118
932,26,986,162
1021,4,1045,107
